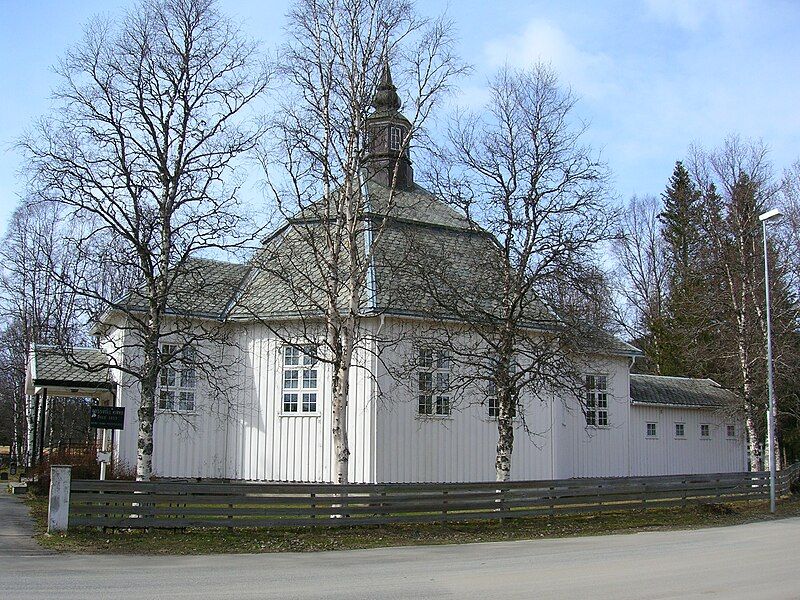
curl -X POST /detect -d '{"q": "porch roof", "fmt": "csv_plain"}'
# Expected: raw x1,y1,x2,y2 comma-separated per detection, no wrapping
25,345,114,400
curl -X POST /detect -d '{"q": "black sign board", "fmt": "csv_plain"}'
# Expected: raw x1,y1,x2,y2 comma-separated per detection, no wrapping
90,406,125,430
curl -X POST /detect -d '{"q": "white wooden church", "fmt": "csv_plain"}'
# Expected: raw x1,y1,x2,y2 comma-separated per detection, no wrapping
26,68,748,483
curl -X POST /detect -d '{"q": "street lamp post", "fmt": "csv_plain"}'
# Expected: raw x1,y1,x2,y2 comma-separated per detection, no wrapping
758,208,782,514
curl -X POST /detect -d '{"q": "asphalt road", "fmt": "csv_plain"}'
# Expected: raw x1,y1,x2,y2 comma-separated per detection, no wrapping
3,517,800,600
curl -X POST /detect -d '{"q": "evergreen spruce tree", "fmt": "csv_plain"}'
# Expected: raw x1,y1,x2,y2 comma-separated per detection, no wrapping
658,161,707,376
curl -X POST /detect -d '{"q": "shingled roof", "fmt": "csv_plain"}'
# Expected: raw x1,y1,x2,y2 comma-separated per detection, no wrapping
121,257,250,319
110,180,637,358
630,374,737,408
29,345,113,389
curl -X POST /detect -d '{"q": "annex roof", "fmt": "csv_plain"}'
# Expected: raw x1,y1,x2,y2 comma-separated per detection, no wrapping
630,374,737,409
26,345,114,400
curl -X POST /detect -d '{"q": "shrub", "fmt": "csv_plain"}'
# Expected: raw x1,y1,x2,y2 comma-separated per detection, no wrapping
29,447,100,496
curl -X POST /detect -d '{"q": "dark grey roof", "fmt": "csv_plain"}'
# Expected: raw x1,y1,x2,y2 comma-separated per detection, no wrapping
630,374,737,408
31,345,112,388
122,257,250,319
365,181,473,230
227,182,636,355
110,183,637,357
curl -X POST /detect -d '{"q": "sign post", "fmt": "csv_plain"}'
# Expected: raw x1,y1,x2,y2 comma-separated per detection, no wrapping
90,406,124,481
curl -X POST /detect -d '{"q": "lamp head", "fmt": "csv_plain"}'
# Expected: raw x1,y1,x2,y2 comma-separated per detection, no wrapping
759,208,783,222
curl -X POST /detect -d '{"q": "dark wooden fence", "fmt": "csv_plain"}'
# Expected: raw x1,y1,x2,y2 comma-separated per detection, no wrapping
67,464,800,530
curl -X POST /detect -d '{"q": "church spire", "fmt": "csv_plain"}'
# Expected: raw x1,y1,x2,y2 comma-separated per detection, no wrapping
372,60,402,113
364,57,414,190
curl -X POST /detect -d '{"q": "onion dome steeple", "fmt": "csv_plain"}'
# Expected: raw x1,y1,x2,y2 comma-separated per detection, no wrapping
364,59,414,190
372,60,402,113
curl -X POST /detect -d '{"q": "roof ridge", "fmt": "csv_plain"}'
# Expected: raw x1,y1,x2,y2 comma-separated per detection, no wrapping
631,373,714,382
186,256,244,266
33,344,105,352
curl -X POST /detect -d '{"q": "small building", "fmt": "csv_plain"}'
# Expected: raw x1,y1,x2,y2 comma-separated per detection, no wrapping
629,374,746,476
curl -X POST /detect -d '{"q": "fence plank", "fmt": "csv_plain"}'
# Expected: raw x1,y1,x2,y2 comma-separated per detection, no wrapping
67,465,797,530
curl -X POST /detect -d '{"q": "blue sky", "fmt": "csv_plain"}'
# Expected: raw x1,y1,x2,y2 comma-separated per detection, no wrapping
2,0,800,232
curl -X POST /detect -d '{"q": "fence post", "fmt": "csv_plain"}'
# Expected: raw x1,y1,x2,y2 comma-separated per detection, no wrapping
47,465,72,533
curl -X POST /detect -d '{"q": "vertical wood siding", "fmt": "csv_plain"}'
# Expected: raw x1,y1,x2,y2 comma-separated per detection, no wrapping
628,404,748,475
110,318,747,483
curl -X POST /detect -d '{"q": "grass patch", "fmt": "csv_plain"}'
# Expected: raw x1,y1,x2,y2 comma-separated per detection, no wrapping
25,494,800,555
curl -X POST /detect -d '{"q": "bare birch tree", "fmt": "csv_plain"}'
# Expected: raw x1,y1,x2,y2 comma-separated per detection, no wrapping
611,195,671,374
244,0,463,484
419,64,617,481
21,0,269,480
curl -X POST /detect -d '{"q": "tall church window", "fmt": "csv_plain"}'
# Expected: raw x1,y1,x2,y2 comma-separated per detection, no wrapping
282,345,318,413
585,374,608,426
158,344,196,412
417,348,451,416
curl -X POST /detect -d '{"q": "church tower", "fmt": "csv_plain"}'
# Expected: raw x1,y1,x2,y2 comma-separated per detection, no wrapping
364,61,414,190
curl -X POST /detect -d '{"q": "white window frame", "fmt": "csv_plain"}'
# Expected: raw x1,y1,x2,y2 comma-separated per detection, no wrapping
646,422,658,438
726,424,736,439
417,348,451,417
674,422,686,439
585,374,609,427
157,343,197,413
389,125,402,151
700,423,711,439
281,345,319,415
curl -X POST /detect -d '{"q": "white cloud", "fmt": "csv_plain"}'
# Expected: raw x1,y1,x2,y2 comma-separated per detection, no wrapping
644,0,749,31
483,19,614,99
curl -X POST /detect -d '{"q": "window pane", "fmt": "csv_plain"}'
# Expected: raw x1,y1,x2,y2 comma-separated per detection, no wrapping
302,345,317,367
179,391,195,412
302,393,317,412
598,411,608,426
418,394,433,415
284,346,300,366
283,393,298,412
161,367,176,388
181,366,196,388
488,396,498,417
436,395,450,415
418,349,433,368
596,375,607,390
434,372,449,391
586,412,596,426
159,390,175,411
436,351,450,370
302,369,317,389
647,423,657,437
418,372,432,392
676,423,685,437
284,369,299,389
727,425,735,437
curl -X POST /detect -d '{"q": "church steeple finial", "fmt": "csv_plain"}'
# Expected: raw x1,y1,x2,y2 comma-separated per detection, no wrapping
372,59,401,112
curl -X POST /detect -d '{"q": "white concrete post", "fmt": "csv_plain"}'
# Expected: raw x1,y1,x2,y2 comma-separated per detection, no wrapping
47,465,72,533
